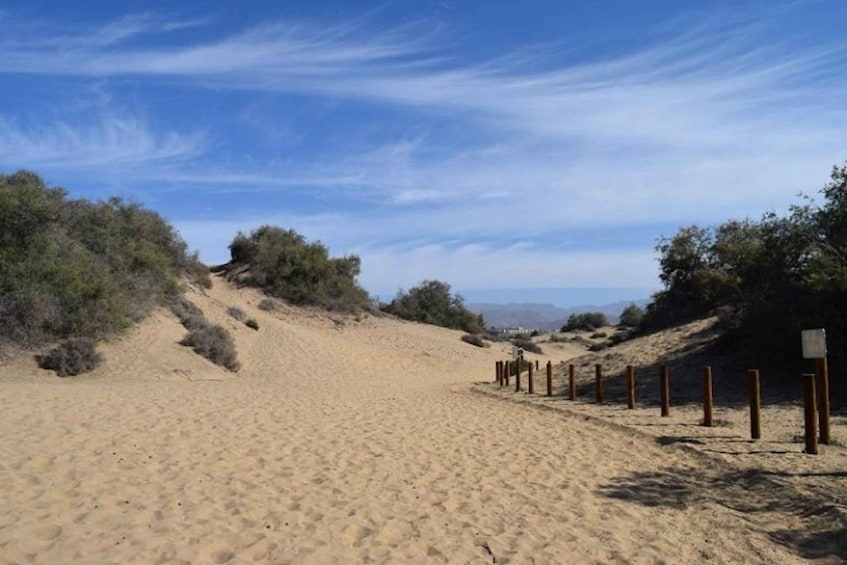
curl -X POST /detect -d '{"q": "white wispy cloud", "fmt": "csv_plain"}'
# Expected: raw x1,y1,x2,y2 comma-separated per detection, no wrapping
0,114,206,169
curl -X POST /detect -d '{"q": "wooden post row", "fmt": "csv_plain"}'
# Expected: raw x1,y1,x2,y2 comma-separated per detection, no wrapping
748,369,761,440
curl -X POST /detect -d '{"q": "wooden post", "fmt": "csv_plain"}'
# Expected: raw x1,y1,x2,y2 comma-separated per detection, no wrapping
803,373,818,455
495,361,501,385
816,358,831,445
595,363,604,403
748,369,761,440
702,366,714,427
546,361,553,397
515,361,521,392
527,363,534,394
660,365,670,417
626,365,635,409
568,364,576,400
535,359,539,371
504,360,510,387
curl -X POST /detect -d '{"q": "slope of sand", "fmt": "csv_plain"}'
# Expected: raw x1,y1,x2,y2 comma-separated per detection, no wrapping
0,279,838,563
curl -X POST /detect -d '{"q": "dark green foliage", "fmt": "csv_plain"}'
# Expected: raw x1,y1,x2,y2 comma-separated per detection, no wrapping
511,338,543,354
245,319,259,331
225,226,369,312
618,303,645,328
382,280,485,333
36,338,102,377
561,312,608,332
529,329,541,337
0,171,202,348
180,325,240,371
460,333,488,347
641,161,847,368
590,331,608,339
588,342,608,352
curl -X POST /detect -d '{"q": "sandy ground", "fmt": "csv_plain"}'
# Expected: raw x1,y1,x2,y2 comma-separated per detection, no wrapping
0,280,841,563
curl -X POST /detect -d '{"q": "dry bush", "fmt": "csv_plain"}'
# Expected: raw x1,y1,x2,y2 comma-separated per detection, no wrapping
461,333,488,347
227,306,247,322
257,298,279,311
245,319,259,331
36,338,102,377
179,325,240,371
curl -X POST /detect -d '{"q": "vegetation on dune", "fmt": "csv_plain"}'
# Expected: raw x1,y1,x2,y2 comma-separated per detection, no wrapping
382,279,485,334
36,338,103,377
641,161,847,368
0,171,207,363
618,303,645,328
561,311,609,332
170,296,240,371
510,338,543,355
221,226,370,312
461,333,488,348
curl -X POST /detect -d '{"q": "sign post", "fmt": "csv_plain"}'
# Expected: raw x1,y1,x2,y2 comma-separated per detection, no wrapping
802,329,830,445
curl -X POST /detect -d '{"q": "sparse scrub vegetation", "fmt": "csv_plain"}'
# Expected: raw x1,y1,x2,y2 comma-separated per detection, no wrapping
221,226,370,312
227,306,247,322
245,319,259,331
180,325,240,372
36,338,102,377
382,280,485,333
590,331,608,339
257,298,279,312
169,296,239,371
461,333,488,347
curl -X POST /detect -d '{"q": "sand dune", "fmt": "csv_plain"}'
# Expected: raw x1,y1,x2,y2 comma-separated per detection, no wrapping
0,278,838,563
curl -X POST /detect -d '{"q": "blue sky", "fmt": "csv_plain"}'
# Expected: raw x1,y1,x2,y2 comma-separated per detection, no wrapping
1,1,846,305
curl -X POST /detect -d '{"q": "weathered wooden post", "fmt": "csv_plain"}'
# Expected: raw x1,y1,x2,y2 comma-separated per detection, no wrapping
660,365,670,417
568,364,576,400
748,369,761,440
515,361,521,392
816,358,831,445
546,361,553,397
803,373,818,455
495,361,501,385
702,366,714,427
535,359,539,371
504,360,510,387
527,363,534,394
626,365,635,409
595,363,604,403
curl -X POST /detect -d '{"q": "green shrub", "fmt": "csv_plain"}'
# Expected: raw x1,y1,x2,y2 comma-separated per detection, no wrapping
461,333,488,347
245,319,259,331
0,171,203,349
223,226,369,312
511,338,543,355
382,280,485,333
590,331,607,339
36,338,102,377
589,342,608,352
618,303,644,328
180,325,240,371
561,312,608,332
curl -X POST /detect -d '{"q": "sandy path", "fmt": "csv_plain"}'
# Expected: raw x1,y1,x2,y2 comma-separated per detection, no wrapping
0,287,816,563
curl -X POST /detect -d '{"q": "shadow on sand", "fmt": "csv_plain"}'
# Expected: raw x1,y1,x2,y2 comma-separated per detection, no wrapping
597,466,847,561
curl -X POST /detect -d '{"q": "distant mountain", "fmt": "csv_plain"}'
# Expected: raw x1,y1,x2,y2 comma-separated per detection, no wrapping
467,298,650,331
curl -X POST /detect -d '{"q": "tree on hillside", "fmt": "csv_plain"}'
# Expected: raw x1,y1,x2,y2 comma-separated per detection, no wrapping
618,303,644,328
383,280,485,333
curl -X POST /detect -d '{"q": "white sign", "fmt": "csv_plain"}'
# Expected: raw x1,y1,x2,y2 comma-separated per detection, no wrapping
801,328,827,359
